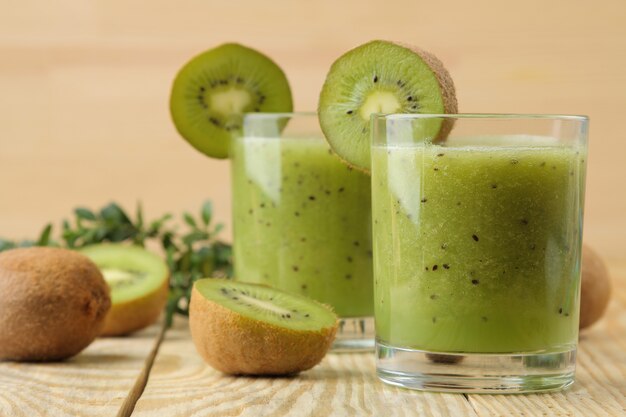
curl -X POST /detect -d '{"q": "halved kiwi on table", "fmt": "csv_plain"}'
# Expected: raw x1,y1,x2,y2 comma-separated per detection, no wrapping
318,40,458,171
80,244,169,336
170,43,294,158
190,279,338,376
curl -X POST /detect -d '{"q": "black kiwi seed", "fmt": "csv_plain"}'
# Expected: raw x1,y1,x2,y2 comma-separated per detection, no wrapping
373,75,378,83
472,234,479,242
346,110,353,115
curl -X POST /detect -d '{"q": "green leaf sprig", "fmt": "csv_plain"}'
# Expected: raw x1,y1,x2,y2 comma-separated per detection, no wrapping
0,201,232,327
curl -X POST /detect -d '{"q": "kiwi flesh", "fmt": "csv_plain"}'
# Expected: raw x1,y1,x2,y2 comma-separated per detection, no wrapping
189,279,338,375
318,40,457,171
0,247,110,361
80,244,169,336
170,43,293,159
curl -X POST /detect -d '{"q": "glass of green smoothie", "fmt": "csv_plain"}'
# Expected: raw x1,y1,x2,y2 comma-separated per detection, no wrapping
231,112,374,351
371,114,588,392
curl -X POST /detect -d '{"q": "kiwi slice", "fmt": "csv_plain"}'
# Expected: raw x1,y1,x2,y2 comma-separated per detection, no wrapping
318,40,458,171
189,279,337,375
170,43,293,158
80,244,169,336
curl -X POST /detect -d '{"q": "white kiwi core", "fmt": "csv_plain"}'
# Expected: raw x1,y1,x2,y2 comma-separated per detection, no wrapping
210,88,252,116
358,91,401,121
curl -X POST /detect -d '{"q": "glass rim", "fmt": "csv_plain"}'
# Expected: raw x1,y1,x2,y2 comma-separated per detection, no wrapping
373,113,588,122
243,112,589,122
243,112,316,120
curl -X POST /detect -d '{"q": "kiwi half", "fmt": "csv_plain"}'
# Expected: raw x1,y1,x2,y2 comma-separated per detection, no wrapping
318,40,457,171
189,279,337,375
80,244,169,336
170,43,293,158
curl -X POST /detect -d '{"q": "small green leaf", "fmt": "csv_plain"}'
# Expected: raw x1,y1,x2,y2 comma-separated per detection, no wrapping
149,214,173,233
213,223,225,235
100,203,131,224
136,202,144,229
183,212,197,228
0,239,16,252
201,201,213,226
37,224,53,246
182,231,209,246
74,207,96,221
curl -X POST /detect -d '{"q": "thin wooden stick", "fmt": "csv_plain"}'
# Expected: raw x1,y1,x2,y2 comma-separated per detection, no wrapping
116,321,167,417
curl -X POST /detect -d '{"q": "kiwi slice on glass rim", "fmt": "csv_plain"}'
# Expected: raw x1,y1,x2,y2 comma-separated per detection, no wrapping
80,244,169,336
170,43,293,158
318,40,458,172
190,279,338,376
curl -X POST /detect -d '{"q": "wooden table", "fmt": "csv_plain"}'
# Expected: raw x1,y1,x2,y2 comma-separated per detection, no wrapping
1,263,624,417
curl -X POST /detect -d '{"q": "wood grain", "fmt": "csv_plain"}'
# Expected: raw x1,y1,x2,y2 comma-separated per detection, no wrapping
0,324,162,417
132,263,626,417
1,265,624,416
0,0,625,261
132,317,478,417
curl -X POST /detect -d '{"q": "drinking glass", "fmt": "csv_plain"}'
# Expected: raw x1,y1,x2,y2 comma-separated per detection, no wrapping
231,112,374,351
371,114,588,392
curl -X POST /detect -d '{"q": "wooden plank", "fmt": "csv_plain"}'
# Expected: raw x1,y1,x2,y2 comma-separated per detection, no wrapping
132,317,478,417
135,271,626,416
466,271,626,416
0,323,162,417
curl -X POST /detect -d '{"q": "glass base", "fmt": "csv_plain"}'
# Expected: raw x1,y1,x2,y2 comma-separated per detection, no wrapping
331,317,375,352
377,341,576,393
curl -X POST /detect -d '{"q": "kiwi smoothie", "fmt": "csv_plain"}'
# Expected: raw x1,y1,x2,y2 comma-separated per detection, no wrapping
371,137,586,353
231,133,373,319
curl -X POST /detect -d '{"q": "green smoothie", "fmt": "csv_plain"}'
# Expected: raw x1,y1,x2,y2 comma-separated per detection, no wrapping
231,136,373,318
371,136,586,353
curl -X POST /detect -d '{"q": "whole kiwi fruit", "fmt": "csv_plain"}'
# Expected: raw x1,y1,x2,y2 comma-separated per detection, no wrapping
0,247,111,361
580,244,612,329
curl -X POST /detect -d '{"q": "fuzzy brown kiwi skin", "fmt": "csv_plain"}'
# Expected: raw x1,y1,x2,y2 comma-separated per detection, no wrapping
0,247,111,361
101,277,169,336
580,244,612,330
189,286,337,376
405,45,458,142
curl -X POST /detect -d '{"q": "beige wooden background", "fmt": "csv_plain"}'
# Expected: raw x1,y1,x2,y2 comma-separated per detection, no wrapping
1,0,625,261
